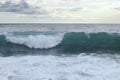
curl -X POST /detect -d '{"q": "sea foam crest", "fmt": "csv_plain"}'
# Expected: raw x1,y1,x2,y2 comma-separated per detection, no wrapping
6,33,64,49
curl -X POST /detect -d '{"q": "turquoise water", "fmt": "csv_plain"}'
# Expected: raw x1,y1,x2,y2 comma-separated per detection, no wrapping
0,32,120,56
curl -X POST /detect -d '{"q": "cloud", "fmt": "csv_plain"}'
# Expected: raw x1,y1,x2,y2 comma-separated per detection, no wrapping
0,0,83,19
114,7,120,10
0,0,47,15
0,0,120,23
70,7,83,12
45,7,84,19
49,7,83,12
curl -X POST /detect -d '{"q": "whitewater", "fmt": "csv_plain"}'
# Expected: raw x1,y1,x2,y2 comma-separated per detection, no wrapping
0,24,120,80
0,54,120,80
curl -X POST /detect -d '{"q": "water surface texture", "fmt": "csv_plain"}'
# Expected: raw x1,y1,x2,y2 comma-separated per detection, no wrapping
0,24,120,80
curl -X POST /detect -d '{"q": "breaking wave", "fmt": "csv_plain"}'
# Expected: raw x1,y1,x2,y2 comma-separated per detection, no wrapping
0,32,120,56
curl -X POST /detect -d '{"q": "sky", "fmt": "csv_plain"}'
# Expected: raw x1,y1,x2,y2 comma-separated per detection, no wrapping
0,0,120,23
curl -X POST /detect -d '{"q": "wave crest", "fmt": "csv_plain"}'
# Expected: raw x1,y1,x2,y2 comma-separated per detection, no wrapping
6,33,64,49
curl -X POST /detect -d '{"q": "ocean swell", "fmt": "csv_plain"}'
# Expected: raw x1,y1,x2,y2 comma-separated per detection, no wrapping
61,32,120,51
0,32,120,52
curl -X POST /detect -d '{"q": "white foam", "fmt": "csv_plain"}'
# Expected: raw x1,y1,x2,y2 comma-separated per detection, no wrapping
6,33,64,49
0,54,120,80
0,32,8,35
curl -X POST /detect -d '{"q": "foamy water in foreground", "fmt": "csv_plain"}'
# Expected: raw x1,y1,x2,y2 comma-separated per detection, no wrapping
0,54,120,80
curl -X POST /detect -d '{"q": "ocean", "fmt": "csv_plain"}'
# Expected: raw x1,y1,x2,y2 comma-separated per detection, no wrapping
0,24,120,80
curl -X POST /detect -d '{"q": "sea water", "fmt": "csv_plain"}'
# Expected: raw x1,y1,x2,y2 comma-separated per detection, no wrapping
0,24,120,80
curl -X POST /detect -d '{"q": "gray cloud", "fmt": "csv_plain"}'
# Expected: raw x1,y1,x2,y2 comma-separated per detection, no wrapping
70,7,83,12
0,0,46,15
49,7,83,13
0,0,84,19
113,7,120,10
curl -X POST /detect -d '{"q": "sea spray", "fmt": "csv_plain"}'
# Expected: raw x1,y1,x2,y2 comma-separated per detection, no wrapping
6,33,64,49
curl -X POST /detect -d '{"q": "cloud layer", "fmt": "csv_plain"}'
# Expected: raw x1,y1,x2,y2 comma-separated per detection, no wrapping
0,0,46,15
0,0,120,23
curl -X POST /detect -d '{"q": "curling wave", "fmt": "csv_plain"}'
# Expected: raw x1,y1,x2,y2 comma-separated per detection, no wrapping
0,32,120,56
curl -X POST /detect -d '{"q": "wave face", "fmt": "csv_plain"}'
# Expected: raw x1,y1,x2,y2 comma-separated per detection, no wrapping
61,32,120,51
0,32,120,56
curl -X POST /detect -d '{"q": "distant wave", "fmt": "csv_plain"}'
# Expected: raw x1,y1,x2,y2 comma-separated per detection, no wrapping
0,24,120,33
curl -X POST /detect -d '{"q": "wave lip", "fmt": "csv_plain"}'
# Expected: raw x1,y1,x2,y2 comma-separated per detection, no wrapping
6,33,64,49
